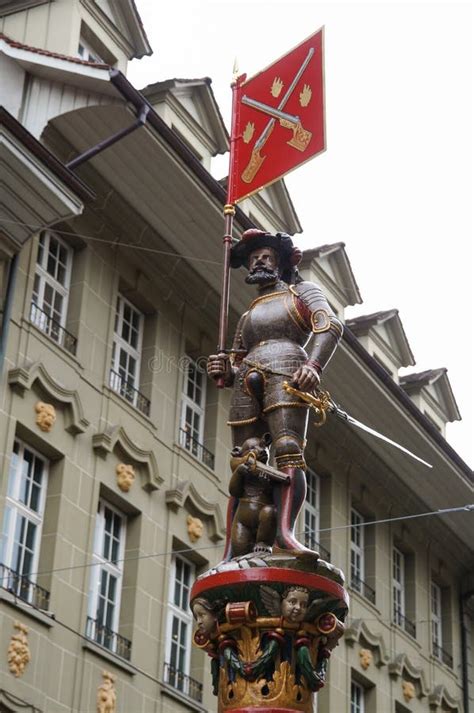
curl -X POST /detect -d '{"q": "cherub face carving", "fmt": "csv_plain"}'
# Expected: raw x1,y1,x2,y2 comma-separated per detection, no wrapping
281,586,309,623
192,597,218,636
35,402,56,432
115,463,135,492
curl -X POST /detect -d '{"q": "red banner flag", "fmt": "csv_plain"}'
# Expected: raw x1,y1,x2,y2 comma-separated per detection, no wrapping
227,28,325,205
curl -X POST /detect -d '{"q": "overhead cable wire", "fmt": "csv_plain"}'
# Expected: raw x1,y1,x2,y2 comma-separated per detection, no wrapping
29,504,473,579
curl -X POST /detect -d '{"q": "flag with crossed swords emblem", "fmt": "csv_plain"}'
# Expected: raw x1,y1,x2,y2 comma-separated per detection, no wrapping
227,28,325,204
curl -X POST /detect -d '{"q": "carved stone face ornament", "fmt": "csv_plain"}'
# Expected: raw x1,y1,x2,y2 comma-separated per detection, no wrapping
359,647,373,670
402,680,416,703
187,515,204,542
35,401,56,432
115,463,135,492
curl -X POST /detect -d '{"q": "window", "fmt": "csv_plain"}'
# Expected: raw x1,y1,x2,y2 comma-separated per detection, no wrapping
350,508,364,592
304,470,320,551
393,547,416,637
431,581,442,653
431,581,453,666
110,294,149,415
164,555,202,702
77,36,104,63
0,440,50,608
179,357,214,469
351,680,365,713
30,231,76,354
86,501,131,660
393,547,405,624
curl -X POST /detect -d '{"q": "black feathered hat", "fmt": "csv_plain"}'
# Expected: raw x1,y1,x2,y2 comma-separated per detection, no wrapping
230,229,302,283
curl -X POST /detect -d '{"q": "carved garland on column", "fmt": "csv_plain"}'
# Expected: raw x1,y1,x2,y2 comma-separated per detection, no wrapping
7,621,31,678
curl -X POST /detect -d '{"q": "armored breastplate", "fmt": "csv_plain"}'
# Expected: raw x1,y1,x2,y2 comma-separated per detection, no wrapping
242,287,311,353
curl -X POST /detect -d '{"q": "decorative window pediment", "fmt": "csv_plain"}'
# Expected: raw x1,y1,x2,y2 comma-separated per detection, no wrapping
165,480,225,542
92,425,162,492
8,362,89,435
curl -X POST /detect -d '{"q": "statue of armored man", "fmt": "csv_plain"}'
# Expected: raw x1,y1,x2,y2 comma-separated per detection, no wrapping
192,229,349,713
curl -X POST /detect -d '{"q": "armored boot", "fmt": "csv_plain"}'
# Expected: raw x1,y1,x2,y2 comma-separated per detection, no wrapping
273,466,318,556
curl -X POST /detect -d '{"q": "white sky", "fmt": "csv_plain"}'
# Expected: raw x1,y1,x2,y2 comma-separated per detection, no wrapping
129,0,473,469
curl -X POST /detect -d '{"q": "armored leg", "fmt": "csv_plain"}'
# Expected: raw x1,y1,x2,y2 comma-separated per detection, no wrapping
266,407,316,554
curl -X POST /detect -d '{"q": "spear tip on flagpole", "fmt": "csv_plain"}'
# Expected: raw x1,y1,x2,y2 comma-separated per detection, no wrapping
232,57,239,83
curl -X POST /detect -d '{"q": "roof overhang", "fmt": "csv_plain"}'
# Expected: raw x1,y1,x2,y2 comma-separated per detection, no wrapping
0,35,118,96
321,330,473,554
0,108,94,254
0,0,50,15
42,100,254,314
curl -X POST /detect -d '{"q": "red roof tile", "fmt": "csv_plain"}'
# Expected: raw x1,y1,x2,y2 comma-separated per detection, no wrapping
0,32,110,69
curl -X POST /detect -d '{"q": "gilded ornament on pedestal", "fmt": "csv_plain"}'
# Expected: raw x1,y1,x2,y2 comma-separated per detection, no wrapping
7,621,31,678
115,463,135,492
359,647,373,670
187,514,204,542
97,670,117,713
35,401,56,432
402,680,416,702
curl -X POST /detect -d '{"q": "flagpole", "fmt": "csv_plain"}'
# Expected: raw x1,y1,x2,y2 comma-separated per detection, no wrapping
216,71,243,388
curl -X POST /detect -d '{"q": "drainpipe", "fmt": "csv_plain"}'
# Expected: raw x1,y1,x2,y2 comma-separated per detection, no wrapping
66,103,149,170
461,589,474,713
0,253,19,370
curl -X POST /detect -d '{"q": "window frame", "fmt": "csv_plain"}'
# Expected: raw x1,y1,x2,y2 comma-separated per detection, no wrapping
31,231,73,341
351,680,365,713
110,293,145,404
303,469,320,551
88,499,126,643
0,439,48,598
431,580,443,655
165,554,195,690
179,356,207,457
350,508,365,592
392,546,406,625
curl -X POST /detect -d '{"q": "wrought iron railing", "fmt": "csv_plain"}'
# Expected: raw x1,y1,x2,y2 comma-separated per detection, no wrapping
179,428,215,470
303,533,331,561
163,662,203,703
109,369,150,417
30,302,77,355
85,616,132,661
393,608,416,638
0,563,50,610
351,575,376,605
432,641,453,668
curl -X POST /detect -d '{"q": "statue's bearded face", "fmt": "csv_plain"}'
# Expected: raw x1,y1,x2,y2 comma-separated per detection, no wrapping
245,247,280,286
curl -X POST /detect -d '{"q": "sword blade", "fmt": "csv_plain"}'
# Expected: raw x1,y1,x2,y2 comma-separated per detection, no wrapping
331,406,433,468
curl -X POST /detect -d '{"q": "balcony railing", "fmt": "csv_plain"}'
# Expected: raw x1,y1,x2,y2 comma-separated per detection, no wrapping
163,662,203,703
85,616,132,661
351,575,376,605
109,369,150,417
0,563,50,610
30,302,77,355
179,428,215,470
303,533,331,561
433,641,453,668
393,608,416,638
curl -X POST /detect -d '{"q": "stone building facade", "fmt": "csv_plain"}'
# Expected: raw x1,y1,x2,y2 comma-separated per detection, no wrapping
0,2,472,712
